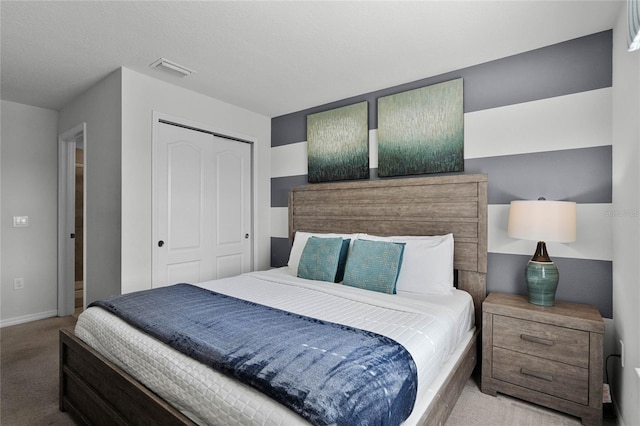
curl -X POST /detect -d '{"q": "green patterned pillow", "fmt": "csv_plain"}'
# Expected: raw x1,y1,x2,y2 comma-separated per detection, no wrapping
343,239,405,294
297,237,351,283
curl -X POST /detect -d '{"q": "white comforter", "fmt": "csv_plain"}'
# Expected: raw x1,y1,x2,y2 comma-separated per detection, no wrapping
75,267,474,425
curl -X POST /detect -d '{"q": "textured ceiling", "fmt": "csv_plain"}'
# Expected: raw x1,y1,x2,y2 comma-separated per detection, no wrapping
1,1,622,117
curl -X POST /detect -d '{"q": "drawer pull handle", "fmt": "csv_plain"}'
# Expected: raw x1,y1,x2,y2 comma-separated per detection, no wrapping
520,368,553,382
520,334,554,346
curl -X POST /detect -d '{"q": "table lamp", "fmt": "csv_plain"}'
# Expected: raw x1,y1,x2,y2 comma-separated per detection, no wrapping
507,199,576,306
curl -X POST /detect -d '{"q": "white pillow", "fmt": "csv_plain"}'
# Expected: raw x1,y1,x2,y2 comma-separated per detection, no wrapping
288,232,357,276
358,233,454,295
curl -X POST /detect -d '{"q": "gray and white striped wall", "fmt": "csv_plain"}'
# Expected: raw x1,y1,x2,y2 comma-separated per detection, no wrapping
270,30,613,318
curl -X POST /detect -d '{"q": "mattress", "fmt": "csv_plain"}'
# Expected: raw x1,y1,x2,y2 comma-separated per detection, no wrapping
75,267,474,425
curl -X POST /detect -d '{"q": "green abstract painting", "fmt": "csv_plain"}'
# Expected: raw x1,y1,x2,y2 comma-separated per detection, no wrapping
377,78,464,177
307,101,369,183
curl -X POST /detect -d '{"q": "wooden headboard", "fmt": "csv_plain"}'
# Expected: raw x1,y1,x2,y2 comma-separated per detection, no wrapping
288,173,488,324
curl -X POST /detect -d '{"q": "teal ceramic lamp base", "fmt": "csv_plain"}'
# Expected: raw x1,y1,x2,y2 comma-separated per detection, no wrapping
526,260,559,306
508,199,576,306
525,241,559,307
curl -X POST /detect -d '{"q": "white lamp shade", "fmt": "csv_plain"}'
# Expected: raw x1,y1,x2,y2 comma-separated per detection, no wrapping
508,200,576,243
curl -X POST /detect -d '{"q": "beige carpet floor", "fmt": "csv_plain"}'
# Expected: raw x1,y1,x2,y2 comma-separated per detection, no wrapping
1,315,76,426
446,378,617,426
0,315,617,425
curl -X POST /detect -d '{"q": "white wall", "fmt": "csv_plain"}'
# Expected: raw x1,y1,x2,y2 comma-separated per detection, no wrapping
120,68,271,294
1,100,59,325
0,67,270,325
612,7,640,426
58,70,123,304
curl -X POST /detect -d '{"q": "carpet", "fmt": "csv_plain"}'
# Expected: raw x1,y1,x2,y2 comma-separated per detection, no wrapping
1,315,76,426
447,376,616,426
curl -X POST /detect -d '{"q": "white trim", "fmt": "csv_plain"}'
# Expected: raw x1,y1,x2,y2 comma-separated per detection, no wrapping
0,310,59,328
57,123,85,317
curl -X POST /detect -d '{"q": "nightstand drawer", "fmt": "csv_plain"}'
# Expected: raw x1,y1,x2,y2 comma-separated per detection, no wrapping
493,315,589,367
493,347,589,405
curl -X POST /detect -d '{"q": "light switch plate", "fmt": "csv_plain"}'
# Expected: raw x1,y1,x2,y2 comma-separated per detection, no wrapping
13,216,29,227
13,278,24,290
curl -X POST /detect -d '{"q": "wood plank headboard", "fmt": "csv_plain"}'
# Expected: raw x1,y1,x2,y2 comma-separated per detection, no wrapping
288,173,488,324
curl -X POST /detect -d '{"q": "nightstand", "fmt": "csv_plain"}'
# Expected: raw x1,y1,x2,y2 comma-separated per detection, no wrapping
481,292,604,426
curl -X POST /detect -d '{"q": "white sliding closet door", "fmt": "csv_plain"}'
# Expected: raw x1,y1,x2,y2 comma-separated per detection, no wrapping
154,121,252,287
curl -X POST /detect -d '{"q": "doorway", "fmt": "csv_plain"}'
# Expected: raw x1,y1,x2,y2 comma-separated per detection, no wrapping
153,118,254,288
58,124,85,317
74,145,84,314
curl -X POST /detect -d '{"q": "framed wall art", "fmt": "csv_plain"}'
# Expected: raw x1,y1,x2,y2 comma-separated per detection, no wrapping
306,101,369,183
377,78,464,177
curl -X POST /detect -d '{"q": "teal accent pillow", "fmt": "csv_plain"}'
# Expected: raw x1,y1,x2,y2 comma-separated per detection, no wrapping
343,239,405,294
298,237,351,283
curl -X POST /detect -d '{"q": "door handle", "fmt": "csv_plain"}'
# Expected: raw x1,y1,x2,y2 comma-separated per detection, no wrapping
158,240,164,247
244,234,249,239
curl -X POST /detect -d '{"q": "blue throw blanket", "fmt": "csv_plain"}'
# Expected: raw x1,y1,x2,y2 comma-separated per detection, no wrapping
91,284,417,426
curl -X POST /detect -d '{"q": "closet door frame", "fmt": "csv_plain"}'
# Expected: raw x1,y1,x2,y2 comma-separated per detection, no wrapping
151,111,257,288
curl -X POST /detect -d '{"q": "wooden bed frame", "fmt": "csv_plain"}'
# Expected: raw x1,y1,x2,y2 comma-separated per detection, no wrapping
60,173,487,425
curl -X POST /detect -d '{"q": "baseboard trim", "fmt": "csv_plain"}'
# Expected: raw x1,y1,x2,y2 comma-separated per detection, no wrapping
0,310,58,328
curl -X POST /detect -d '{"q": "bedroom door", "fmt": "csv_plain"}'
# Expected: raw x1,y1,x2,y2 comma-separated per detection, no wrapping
154,121,252,288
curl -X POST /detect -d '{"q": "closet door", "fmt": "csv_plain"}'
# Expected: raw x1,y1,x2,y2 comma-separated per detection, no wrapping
212,135,252,279
154,122,252,287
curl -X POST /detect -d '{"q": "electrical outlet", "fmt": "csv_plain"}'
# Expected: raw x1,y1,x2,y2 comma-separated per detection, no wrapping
13,278,24,290
620,340,625,368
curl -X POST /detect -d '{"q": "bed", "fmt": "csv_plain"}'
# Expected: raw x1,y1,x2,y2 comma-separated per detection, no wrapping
60,173,488,425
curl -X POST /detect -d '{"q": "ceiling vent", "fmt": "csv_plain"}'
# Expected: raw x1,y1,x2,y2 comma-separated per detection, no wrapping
149,58,196,77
